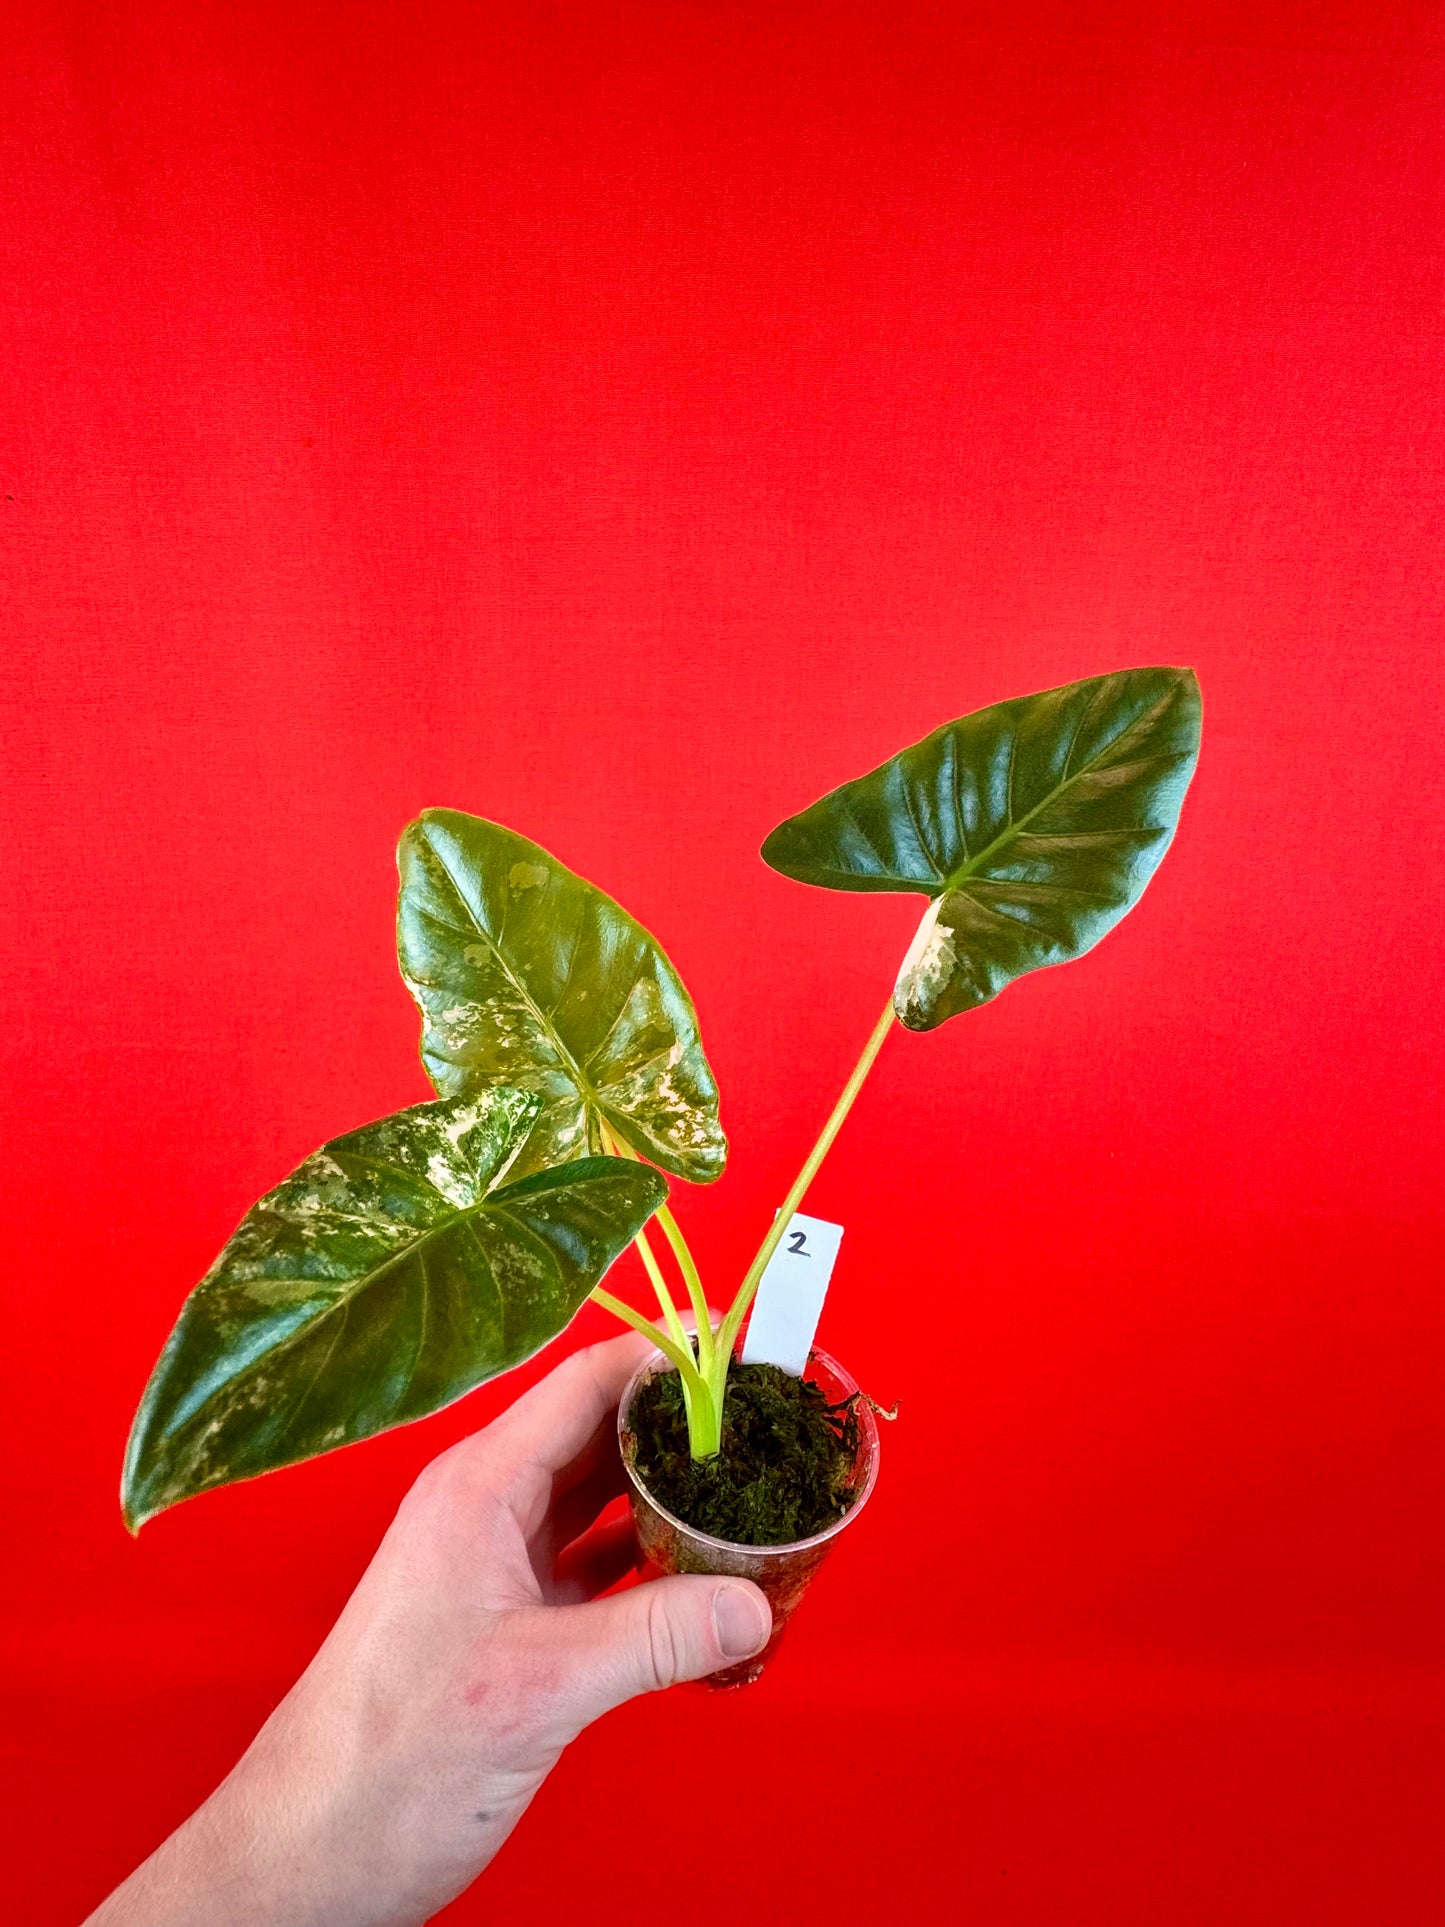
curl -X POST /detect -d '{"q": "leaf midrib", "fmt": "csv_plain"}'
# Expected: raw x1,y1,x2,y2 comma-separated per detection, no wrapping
781,692,1184,899
188,1181,569,1421
937,695,1180,897
419,869,610,1128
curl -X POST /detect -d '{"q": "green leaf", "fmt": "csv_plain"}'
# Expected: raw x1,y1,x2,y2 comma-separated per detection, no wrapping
122,1089,667,1528
761,667,1202,1030
396,809,726,1183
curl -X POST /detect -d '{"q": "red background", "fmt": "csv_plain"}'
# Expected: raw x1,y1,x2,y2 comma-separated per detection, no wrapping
4,3,1443,1921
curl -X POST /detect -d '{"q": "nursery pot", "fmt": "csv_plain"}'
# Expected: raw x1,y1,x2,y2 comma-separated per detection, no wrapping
617,1344,881,1690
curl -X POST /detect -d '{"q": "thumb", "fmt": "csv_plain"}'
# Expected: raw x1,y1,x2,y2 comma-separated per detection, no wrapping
535,1576,772,1732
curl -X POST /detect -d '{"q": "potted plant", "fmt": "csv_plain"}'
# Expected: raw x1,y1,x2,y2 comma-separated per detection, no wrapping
123,665,1201,1684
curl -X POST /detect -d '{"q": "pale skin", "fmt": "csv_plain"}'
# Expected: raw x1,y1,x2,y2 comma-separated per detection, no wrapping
88,1331,771,1927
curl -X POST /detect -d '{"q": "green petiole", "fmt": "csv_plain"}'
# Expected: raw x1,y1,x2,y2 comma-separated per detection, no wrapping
588,1285,720,1454
591,1000,896,1462
593,1118,721,1453
653,1202,715,1379
714,997,895,1373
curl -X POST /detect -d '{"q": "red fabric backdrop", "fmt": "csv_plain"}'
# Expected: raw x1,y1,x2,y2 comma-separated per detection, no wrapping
4,3,1443,1921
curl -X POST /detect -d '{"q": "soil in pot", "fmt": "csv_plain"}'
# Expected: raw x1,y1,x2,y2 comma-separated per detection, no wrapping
628,1361,862,1546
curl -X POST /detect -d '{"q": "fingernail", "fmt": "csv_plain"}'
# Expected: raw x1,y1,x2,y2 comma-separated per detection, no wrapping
712,1584,769,1659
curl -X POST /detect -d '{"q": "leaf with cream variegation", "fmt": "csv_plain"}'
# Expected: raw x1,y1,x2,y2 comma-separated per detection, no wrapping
397,809,726,1182
761,666,1201,1029
122,1087,666,1527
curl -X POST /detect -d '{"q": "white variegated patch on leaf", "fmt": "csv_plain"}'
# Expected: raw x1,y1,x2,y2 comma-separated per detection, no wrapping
122,1088,667,1527
397,810,727,1181
762,666,1202,1030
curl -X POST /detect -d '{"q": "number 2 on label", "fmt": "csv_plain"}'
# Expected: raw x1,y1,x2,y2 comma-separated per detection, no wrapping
787,1230,809,1255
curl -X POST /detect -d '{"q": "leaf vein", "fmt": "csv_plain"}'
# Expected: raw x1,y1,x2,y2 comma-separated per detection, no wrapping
423,860,598,1102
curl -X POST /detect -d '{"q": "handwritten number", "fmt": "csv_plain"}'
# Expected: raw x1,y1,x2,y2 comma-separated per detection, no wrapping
787,1230,809,1256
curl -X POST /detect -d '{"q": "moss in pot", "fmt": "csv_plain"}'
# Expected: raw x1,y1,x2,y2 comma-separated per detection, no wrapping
628,1358,863,1547
619,1345,884,1688
121,669,1201,1680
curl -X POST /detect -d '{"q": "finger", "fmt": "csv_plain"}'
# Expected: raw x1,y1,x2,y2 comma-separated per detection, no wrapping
527,1455,626,1589
542,1452,628,1561
548,1514,639,1605
483,1331,655,1484
528,1576,772,1733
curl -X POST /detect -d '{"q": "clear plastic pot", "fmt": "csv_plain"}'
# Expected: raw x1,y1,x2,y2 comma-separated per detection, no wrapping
617,1344,881,1690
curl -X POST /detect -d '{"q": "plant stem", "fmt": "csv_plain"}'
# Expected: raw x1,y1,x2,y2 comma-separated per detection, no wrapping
594,1118,690,1353
653,1202,715,1378
588,1285,719,1450
633,1223,692,1355
714,997,896,1370
592,1117,725,1456
587,1284,675,1360
593,999,896,1460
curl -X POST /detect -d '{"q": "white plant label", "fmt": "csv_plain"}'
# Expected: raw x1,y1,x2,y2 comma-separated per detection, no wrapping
740,1211,844,1377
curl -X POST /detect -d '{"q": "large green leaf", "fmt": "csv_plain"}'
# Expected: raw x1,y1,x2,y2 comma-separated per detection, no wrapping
396,809,726,1183
761,667,1201,1030
122,1088,667,1528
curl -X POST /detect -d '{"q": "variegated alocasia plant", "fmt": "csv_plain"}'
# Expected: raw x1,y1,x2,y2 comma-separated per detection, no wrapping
123,665,1201,1526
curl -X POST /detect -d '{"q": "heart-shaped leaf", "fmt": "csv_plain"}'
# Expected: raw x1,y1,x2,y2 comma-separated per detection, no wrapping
397,809,726,1183
122,1088,667,1528
761,666,1202,1029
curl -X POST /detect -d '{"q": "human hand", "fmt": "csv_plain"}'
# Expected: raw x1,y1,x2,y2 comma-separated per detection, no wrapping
89,1331,772,1927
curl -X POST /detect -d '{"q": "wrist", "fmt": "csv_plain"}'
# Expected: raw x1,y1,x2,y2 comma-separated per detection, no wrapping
87,1702,424,1927
85,1783,295,1927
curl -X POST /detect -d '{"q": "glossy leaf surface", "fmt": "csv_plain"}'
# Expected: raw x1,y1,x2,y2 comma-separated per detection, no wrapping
761,667,1201,1029
397,809,726,1182
122,1089,667,1527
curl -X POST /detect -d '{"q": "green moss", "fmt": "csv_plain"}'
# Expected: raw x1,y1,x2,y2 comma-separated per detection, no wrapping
629,1362,860,1546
